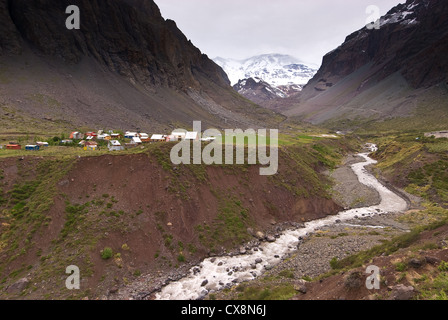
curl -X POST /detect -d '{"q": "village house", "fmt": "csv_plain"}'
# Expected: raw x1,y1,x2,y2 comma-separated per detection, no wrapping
150,134,165,142
85,132,97,138
97,133,111,140
6,144,21,150
139,133,150,142
36,142,49,147
124,142,138,149
165,135,176,142
132,136,142,144
171,131,187,141
25,145,40,151
185,132,199,141
69,132,84,140
125,132,139,139
108,140,124,151
84,141,98,151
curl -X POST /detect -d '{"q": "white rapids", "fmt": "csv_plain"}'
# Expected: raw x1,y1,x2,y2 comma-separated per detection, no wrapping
155,145,408,300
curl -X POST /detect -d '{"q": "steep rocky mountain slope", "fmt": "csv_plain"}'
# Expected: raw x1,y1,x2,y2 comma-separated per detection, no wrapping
285,0,448,130
0,0,282,134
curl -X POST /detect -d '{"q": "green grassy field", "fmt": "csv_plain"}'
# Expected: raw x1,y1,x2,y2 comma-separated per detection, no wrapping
0,129,342,161
218,132,338,147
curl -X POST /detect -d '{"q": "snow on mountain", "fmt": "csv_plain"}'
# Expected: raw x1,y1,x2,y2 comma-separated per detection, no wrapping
233,77,289,100
378,0,423,28
214,54,318,88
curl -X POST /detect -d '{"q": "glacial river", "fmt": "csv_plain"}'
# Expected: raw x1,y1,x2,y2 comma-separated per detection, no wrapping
155,145,408,300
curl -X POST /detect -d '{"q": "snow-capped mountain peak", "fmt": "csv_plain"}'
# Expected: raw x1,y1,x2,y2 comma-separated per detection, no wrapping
214,54,318,87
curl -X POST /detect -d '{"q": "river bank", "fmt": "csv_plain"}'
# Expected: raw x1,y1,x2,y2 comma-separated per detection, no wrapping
152,146,410,300
108,146,416,300
210,150,418,300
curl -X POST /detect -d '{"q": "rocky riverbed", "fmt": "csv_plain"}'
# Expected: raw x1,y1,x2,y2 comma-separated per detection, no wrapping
330,154,382,209
211,151,423,300
211,211,411,300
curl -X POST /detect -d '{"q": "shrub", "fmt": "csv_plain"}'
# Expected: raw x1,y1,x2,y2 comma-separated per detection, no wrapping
330,257,341,270
133,270,142,277
302,275,313,282
438,261,448,272
101,247,113,260
395,262,408,272
278,269,295,279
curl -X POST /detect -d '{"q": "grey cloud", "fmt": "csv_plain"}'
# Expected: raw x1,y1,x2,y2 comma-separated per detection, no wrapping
156,0,404,65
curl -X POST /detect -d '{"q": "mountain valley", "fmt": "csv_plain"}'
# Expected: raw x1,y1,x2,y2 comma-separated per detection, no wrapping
0,0,448,304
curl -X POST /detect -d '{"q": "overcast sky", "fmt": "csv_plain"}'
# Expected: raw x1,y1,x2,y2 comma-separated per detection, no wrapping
155,0,405,66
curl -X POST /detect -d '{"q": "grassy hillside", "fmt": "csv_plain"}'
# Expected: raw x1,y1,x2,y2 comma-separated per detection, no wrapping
370,133,448,207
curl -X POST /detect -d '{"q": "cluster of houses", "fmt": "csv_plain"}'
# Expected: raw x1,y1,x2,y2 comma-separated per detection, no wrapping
67,130,206,151
0,129,217,152
1,141,49,151
60,130,123,151
72,129,217,151
123,130,208,143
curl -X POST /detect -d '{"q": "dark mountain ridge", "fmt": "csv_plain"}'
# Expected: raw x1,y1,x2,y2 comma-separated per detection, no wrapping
310,0,448,91
0,0,280,133
285,0,448,128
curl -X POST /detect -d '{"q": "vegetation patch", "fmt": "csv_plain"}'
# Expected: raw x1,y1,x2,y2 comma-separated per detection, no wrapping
0,158,75,268
101,247,114,260
371,134,448,207
328,217,448,272
195,191,253,251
